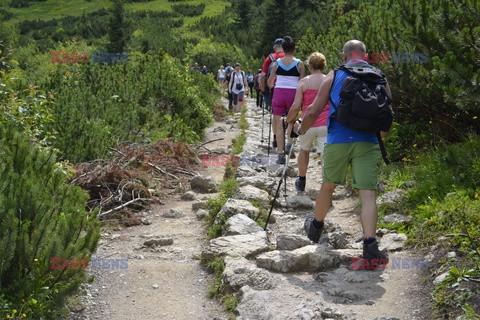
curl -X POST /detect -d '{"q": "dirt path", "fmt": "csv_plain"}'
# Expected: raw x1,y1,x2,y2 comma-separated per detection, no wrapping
71,97,239,320
72,96,429,320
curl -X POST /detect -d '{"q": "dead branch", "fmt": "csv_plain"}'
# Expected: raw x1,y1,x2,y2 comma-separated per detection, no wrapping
199,138,224,147
147,162,179,180
99,197,148,217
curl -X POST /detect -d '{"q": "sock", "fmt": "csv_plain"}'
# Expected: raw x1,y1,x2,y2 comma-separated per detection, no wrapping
298,176,306,181
312,218,324,229
273,134,276,140
364,237,376,244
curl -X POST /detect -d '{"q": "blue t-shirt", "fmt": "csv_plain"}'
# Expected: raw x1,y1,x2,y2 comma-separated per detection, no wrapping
326,60,378,145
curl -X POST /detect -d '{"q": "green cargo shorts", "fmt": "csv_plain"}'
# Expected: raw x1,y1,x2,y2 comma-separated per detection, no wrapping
323,142,381,190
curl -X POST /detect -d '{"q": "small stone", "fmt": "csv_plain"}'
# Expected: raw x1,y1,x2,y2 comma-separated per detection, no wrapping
383,214,413,223
192,200,207,211
162,208,186,219
190,175,218,193
141,217,152,225
446,251,456,258
195,209,209,220
433,271,449,285
181,191,197,201
143,238,174,247
152,284,159,289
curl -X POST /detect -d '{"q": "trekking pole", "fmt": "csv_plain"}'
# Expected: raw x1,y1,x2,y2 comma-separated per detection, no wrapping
282,117,287,198
263,135,297,231
260,93,265,143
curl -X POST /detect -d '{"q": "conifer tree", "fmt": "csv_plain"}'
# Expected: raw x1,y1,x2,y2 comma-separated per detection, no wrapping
107,0,130,53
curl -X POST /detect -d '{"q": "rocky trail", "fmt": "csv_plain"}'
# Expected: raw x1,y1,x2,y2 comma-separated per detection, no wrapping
72,97,430,320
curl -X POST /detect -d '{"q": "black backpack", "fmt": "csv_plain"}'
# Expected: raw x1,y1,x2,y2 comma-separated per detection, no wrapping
330,63,393,163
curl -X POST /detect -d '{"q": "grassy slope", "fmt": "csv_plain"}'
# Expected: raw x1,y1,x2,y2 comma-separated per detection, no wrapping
1,0,229,26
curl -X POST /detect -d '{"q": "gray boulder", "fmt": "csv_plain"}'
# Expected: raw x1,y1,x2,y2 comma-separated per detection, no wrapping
223,214,263,236
190,175,218,193
202,231,270,260
276,234,311,251
233,185,269,205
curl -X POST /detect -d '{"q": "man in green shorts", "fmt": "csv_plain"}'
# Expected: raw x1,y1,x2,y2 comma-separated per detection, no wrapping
294,40,392,267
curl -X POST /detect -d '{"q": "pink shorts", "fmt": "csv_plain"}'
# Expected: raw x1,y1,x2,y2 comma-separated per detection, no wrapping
272,88,296,116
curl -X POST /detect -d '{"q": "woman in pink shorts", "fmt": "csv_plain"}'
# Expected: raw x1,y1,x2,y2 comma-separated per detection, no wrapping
286,52,330,191
267,36,305,164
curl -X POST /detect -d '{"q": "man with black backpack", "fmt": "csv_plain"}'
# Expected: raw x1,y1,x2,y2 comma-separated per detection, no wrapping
293,40,393,269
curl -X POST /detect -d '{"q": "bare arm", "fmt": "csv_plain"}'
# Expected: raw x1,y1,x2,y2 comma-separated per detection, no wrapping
298,61,306,80
259,72,266,92
267,61,278,89
228,75,233,93
298,70,334,134
286,79,305,123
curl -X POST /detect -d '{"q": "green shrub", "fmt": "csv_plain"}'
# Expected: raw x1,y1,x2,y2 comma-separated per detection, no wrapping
0,122,100,318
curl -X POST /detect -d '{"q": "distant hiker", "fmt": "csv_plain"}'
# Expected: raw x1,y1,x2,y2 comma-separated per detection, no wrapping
253,69,262,107
193,62,201,72
228,63,249,113
295,40,392,268
217,65,226,92
201,65,209,75
267,36,305,164
246,70,254,98
225,64,233,110
286,52,330,192
259,38,285,149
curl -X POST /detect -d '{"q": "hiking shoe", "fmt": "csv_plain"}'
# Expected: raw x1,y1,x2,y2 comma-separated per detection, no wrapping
304,216,323,243
362,239,389,270
295,177,306,192
276,153,285,165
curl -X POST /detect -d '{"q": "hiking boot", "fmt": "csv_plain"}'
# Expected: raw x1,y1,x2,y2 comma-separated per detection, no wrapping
304,216,324,243
276,153,285,165
295,177,306,192
362,239,389,270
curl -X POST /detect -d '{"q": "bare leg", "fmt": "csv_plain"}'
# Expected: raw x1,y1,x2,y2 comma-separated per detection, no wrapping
274,115,284,152
314,181,337,221
298,149,310,176
359,189,377,238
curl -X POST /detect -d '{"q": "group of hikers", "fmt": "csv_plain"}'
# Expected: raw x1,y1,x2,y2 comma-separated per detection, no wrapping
223,37,393,269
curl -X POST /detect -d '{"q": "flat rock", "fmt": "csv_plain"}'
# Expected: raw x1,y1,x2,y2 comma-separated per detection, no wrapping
256,246,359,273
234,166,258,178
237,175,276,193
223,214,263,236
192,200,207,211
377,189,406,205
383,213,413,223
190,175,218,193
202,231,270,260
223,256,275,291
233,185,269,205
276,234,311,251
217,198,260,222
380,233,408,251
162,208,186,219
285,195,313,209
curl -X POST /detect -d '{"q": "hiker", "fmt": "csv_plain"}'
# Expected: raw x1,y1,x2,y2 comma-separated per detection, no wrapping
259,38,285,149
217,65,226,92
225,64,233,110
253,69,262,107
193,62,201,72
267,36,305,164
286,52,330,191
246,70,254,98
228,63,249,113
201,65,209,75
294,40,392,267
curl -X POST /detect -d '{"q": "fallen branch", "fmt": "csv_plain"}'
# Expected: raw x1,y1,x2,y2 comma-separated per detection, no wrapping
99,197,148,217
445,233,468,237
147,162,179,180
199,138,224,147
